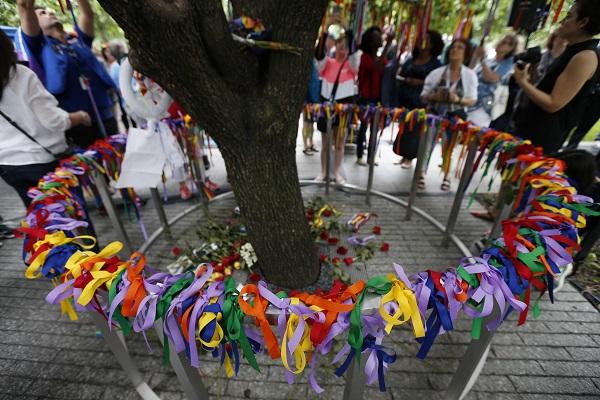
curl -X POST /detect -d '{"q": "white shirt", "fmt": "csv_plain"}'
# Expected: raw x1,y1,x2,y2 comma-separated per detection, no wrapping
0,64,70,166
421,65,478,101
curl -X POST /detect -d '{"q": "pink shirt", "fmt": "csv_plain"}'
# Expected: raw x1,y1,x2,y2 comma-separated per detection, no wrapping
316,52,361,101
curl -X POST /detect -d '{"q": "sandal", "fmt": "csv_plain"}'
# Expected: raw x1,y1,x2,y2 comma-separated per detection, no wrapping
417,176,426,190
302,149,313,155
310,146,318,153
441,179,451,191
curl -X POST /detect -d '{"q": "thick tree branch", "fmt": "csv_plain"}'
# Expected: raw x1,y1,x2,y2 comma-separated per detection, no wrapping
190,0,258,89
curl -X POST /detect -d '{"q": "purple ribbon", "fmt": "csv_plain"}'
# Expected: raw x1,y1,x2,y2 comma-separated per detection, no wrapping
460,257,526,331
347,234,376,247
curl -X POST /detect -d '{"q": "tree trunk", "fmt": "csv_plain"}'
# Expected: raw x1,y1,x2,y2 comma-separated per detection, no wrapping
97,0,327,288
221,128,319,288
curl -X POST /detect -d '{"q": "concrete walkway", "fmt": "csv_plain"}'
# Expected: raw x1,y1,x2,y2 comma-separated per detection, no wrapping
0,133,599,400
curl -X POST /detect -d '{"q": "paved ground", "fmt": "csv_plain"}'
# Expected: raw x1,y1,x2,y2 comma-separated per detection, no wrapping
1,132,599,400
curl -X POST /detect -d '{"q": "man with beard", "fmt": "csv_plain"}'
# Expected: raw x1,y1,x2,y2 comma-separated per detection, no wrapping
17,0,117,148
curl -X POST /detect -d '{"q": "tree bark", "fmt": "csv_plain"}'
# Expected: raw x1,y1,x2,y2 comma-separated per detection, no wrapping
221,126,319,288
97,0,327,288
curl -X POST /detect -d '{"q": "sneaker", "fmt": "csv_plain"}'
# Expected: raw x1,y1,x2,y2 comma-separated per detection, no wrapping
180,184,192,201
356,158,367,166
204,178,220,192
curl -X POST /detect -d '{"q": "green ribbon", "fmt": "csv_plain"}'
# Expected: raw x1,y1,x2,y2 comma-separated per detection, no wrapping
156,275,193,365
457,265,479,288
222,277,260,372
537,195,600,216
348,276,392,361
107,268,132,335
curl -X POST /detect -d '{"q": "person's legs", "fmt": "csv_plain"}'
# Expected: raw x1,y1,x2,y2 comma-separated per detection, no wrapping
334,127,347,184
366,121,378,165
316,130,329,181
302,115,314,154
0,161,58,207
356,121,367,164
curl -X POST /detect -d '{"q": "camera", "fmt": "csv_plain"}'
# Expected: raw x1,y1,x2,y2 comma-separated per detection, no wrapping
514,46,542,69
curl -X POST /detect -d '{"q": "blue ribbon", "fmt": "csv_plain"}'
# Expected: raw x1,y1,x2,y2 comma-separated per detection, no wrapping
416,274,453,359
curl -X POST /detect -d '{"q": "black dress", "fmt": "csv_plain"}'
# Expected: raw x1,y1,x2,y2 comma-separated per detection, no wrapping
513,39,600,154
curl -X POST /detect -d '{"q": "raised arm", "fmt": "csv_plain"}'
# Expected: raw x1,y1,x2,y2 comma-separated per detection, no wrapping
16,0,41,37
76,0,94,38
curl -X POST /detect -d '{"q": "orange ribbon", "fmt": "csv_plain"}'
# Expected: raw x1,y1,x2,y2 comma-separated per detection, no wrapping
238,284,280,359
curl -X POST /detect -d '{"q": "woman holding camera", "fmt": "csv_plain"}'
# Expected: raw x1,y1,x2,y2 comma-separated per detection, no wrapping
512,0,600,154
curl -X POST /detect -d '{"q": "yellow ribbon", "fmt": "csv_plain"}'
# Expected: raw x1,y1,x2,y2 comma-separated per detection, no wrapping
25,232,97,279
77,265,127,306
379,274,425,337
223,350,235,378
281,298,313,374
197,299,224,349
64,241,122,280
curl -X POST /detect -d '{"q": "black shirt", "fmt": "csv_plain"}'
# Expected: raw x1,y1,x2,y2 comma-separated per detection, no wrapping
514,39,600,154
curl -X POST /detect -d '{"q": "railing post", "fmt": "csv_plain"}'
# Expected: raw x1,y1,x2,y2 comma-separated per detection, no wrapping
150,187,171,238
442,138,478,247
89,312,160,400
93,171,134,254
406,124,434,220
365,109,381,206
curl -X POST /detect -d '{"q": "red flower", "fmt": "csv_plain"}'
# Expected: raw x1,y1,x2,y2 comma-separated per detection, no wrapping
289,290,301,297
171,247,182,256
306,215,314,221
323,209,332,217
337,246,348,255
343,257,353,266
332,257,341,265
380,242,390,252
319,254,328,263
249,273,261,282
221,256,232,267
328,237,339,245
232,253,240,261
320,231,329,240
213,263,225,273
372,226,381,235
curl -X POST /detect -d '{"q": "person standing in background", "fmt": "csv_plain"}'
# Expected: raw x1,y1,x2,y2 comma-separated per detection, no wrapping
356,26,391,167
537,31,569,79
468,34,518,127
420,38,478,191
0,29,91,206
394,30,444,168
17,0,118,148
512,0,600,154
314,29,360,185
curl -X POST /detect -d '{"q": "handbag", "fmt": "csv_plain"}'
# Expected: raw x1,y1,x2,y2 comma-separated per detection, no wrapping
316,57,348,132
0,109,75,160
